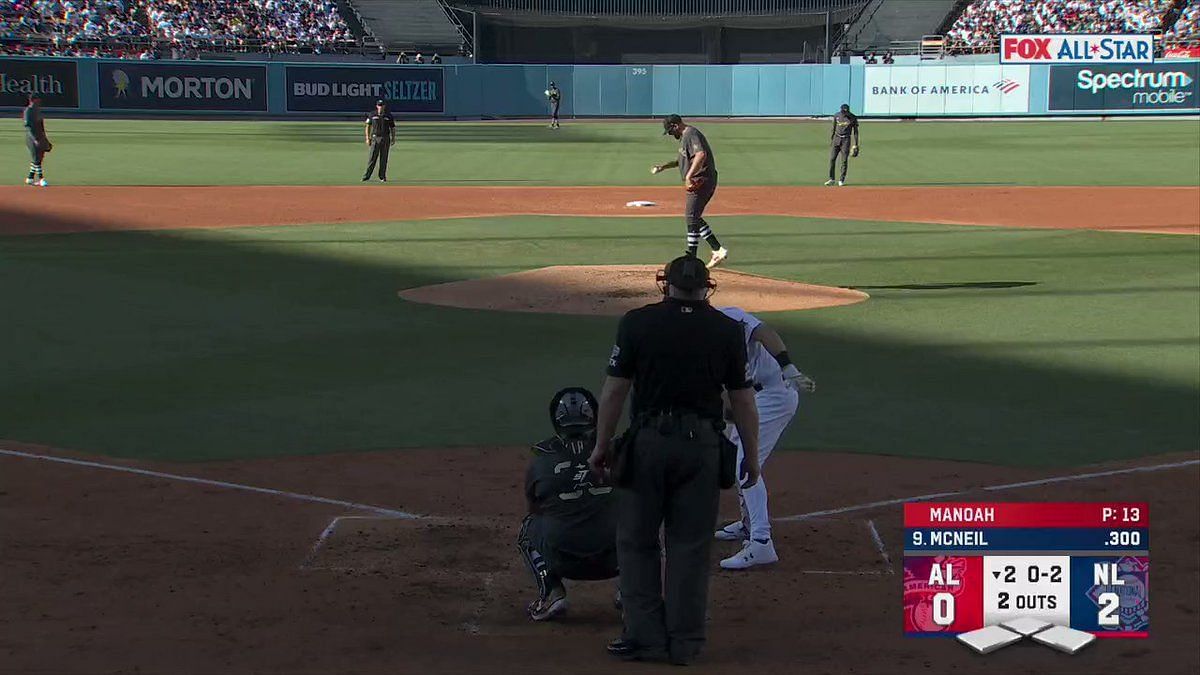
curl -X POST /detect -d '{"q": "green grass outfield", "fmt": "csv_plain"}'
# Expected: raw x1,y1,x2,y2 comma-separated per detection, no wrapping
1,119,1198,466
3,117,1199,186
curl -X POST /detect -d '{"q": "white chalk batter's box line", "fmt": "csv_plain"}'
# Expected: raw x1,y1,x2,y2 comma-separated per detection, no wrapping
297,513,896,576
2,447,1194,572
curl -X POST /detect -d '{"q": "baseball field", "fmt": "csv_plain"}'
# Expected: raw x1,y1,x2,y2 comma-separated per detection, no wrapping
1,117,1198,674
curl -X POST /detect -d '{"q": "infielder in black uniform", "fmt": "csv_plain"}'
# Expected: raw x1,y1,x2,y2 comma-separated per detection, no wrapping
518,387,619,621
362,100,395,183
546,82,562,129
23,94,51,187
827,103,860,187
652,115,728,269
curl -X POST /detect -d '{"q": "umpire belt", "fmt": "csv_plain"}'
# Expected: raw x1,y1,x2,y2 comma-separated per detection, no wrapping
633,410,723,439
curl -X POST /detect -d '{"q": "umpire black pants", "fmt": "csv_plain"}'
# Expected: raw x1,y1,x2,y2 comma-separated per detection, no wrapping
617,418,721,663
363,137,390,180
829,137,851,181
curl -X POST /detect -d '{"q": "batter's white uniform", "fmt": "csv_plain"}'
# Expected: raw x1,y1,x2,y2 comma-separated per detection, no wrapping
718,306,799,542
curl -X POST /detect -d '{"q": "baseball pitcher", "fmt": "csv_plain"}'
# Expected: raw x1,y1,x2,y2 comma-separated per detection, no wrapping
714,307,815,569
651,115,729,269
517,387,620,621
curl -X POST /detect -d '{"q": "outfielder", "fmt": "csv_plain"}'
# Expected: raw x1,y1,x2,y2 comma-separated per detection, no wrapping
23,94,51,187
714,307,815,569
517,387,620,621
545,82,562,129
826,103,860,187
651,115,729,269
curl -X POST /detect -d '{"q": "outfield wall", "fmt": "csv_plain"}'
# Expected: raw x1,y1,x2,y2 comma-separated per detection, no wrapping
3,56,1197,117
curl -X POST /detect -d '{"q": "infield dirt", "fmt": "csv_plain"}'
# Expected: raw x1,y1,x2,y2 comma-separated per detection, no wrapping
0,185,1196,235
1,442,1196,674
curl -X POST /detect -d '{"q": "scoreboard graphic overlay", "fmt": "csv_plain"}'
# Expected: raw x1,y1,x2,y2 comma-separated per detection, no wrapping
903,503,1149,638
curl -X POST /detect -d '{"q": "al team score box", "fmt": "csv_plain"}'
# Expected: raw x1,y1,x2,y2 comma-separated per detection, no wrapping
903,503,1149,638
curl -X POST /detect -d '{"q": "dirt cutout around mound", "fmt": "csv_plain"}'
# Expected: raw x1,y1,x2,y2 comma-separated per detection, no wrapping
0,185,1195,235
398,265,869,315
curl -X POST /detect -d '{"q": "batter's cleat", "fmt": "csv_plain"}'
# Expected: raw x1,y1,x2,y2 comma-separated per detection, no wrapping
824,179,836,186
527,586,569,621
706,246,728,269
720,538,779,570
36,179,47,187
838,180,845,187
715,520,749,541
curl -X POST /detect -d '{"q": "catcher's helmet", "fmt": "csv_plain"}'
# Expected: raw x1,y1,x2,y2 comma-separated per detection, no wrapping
549,387,598,439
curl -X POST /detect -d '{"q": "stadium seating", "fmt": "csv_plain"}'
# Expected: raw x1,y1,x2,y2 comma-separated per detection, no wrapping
0,0,360,55
1165,1,1199,43
945,0,1177,48
351,0,463,54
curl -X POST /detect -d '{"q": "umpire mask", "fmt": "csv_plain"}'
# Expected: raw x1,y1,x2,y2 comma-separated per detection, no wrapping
549,387,598,442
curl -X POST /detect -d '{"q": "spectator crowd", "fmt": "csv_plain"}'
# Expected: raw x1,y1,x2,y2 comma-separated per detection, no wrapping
1,0,356,56
946,0,1184,47
1165,0,1200,43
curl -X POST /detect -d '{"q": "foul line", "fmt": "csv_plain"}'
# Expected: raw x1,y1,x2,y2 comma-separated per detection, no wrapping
778,458,1200,522
866,519,895,575
0,448,422,519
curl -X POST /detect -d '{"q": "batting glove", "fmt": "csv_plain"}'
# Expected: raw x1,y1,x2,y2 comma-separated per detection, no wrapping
781,364,816,393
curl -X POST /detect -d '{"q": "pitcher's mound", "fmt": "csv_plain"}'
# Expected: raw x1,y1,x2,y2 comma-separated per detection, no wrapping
399,265,868,316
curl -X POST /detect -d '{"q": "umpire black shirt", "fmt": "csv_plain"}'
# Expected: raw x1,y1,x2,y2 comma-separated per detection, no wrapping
607,298,750,420
366,110,395,138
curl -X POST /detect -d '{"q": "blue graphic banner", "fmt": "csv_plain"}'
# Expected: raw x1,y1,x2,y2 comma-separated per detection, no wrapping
97,61,268,111
285,66,444,113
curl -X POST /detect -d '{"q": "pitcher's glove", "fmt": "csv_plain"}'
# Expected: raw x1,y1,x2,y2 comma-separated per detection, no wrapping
850,145,859,158
41,140,53,153
781,364,816,393
685,176,706,193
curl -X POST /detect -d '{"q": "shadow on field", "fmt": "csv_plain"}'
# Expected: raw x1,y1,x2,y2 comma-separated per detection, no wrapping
0,205,1196,466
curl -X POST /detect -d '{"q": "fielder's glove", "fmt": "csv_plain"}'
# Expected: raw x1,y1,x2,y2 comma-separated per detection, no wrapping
781,364,816,393
851,145,860,158
685,176,705,193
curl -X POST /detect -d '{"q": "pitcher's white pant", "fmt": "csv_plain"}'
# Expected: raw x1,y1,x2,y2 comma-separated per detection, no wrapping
726,386,799,542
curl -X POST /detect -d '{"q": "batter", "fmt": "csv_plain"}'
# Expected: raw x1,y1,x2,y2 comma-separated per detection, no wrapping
715,306,816,569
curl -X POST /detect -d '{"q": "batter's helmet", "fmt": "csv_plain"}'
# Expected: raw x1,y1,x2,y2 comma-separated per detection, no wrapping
549,387,598,440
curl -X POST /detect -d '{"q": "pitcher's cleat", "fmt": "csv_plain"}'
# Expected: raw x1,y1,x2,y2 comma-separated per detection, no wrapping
838,180,845,187
706,247,728,269
824,179,835,186
720,538,779,570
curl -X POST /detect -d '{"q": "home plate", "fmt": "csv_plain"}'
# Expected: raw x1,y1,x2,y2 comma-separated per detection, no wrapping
625,200,658,208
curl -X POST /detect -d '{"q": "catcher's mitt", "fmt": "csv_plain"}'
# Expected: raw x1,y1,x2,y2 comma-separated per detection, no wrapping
850,146,860,158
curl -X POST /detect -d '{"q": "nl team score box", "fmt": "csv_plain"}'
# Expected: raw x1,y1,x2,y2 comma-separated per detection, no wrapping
903,503,1149,638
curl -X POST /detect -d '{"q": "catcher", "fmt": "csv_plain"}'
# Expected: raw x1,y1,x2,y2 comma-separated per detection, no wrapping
826,103,859,187
23,94,52,187
651,115,728,269
517,387,619,621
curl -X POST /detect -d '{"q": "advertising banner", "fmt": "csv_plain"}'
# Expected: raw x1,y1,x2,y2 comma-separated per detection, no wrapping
863,65,1030,115
285,66,444,113
1048,63,1200,112
1163,47,1200,59
1001,34,1155,64
98,62,268,111
0,58,79,108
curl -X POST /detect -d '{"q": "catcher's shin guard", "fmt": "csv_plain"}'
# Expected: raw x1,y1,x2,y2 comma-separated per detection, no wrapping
517,515,552,598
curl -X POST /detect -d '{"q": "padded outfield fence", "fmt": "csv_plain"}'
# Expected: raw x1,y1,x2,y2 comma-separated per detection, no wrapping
1,56,1197,117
